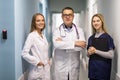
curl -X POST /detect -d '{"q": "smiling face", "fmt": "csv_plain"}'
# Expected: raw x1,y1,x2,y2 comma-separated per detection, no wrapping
31,13,45,32
62,9,74,27
35,15,45,31
91,14,107,33
92,16,103,32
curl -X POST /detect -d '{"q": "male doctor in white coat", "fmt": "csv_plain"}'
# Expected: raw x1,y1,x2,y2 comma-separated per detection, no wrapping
52,7,86,80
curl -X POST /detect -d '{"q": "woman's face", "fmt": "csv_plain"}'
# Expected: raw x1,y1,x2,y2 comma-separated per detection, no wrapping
92,16,103,32
62,9,74,26
35,15,45,31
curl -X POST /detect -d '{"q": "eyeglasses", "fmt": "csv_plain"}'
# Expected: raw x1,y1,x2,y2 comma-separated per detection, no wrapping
62,14,73,17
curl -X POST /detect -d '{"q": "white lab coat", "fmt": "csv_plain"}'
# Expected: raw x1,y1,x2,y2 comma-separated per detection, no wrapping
52,24,85,80
22,31,50,80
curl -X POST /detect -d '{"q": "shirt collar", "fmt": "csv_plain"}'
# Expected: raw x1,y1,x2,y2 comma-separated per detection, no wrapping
63,24,73,31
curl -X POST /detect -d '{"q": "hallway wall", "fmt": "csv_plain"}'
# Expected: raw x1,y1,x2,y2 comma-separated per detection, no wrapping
0,0,15,80
0,0,40,80
15,0,40,79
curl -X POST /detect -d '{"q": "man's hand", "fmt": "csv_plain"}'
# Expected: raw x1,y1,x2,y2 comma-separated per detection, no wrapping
75,41,86,48
55,37,62,41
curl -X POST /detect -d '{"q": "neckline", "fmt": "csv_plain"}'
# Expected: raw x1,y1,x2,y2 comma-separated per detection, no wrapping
94,32,105,38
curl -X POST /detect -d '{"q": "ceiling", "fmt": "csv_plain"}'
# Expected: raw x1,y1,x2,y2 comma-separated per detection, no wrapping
48,0,86,13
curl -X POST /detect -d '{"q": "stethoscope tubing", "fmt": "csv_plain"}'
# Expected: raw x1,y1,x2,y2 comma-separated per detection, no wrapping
59,23,79,39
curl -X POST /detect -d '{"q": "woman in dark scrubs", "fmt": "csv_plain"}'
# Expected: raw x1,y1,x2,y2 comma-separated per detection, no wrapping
87,14,115,80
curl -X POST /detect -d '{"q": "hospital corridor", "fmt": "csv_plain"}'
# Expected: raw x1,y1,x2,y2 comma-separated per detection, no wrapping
0,0,120,80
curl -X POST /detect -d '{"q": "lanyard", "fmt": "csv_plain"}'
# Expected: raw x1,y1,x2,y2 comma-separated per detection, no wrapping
59,23,79,39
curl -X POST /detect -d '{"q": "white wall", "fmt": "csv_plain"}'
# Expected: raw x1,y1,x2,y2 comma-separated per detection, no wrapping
85,0,97,39
111,0,120,79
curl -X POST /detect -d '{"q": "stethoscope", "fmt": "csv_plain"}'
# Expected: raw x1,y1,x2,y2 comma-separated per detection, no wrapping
59,23,79,39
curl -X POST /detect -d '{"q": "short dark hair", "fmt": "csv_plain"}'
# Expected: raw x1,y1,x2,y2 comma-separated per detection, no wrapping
62,7,74,14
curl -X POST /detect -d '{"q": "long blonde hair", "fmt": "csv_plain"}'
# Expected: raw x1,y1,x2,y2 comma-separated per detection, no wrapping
91,13,107,34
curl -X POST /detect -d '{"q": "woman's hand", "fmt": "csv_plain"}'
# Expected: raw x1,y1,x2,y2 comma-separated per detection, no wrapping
37,62,44,67
87,46,96,55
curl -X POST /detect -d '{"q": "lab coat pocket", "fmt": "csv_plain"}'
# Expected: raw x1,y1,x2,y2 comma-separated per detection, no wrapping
29,66,44,80
37,66,44,76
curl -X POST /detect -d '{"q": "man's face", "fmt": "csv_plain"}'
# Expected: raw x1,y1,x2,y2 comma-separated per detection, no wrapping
62,9,74,26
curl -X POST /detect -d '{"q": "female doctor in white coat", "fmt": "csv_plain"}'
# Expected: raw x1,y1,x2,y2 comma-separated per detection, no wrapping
22,13,50,80
52,7,86,80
